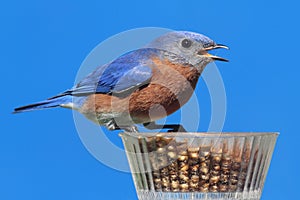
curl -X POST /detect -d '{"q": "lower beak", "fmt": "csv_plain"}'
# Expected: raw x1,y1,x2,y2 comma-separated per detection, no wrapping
198,44,229,62
202,52,229,62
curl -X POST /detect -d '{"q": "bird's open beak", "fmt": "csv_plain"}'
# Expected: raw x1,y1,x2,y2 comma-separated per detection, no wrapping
198,44,229,62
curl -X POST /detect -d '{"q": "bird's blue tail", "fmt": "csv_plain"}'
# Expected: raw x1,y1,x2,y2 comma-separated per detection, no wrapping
13,95,72,113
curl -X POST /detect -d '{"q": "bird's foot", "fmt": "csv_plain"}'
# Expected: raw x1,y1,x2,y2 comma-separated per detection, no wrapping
106,120,139,133
143,122,187,132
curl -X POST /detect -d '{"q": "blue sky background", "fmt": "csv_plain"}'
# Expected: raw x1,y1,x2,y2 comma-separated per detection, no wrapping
1,0,299,199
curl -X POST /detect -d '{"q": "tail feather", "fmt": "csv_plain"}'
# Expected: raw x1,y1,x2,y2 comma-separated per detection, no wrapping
13,95,72,113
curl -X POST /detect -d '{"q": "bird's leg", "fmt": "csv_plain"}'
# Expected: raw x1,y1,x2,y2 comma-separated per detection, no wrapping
143,121,187,132
106,120,139,133
121,126,139,133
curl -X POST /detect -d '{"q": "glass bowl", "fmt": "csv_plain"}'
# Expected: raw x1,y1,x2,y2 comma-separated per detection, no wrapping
120,132,278,200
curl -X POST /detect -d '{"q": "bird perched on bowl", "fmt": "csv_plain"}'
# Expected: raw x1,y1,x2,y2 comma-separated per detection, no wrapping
14,31,228,132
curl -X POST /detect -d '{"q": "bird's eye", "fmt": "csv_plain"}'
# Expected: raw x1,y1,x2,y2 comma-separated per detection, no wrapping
181,39,192,48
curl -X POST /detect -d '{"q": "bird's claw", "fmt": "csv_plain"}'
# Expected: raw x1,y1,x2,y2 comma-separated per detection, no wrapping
144,122,187,132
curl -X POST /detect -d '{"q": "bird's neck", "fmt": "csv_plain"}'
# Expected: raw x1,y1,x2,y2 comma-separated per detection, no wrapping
151,57,202,90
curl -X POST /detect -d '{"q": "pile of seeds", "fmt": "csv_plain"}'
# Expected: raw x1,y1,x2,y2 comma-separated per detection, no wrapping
144,135,255,193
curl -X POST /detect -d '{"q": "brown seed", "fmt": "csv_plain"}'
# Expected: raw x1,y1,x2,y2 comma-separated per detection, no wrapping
188,147,199,152
222,162,231,168
162,181,170,188
213,164,221,171
220,174,229,183
222,169,231,175
229,184,237,192
179,174,189,182
201,174,210,180
200,187,209,192
161,167,168,173
200,151,210,157
219,184,228,192
154,178,161,183
179,170,189,176
232,162,241,170
167,152,177,159
161,176,169,182
211,170,220,176
223,155,231,161
178,155,188,161
200,166,209,174
190,165,199,172
210,175,220,184
171,182,179,189
179,165,189,171
169,174,178,180
212,156,221,162
189,182,199,189
178,162,187,169
178,150,188,156
191,175,200,182
167,145,175,151
230,179,238,185
231,171,239,179
189,152,199,159
180,183,189,190
156,147,165,154
210,185,219,192
200,182,210,188
200,162,209,167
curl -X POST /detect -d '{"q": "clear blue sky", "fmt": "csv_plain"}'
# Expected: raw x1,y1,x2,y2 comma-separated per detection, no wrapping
1,0,299,199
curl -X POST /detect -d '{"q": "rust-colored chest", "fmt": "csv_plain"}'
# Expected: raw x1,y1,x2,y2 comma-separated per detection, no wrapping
80,58,201,124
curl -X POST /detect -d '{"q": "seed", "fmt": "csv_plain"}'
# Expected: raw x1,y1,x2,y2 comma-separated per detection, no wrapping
179,174,189,182
201,174,209,180
162,181,170,187
181,165,189,171
229,184,237,192
178,155,188,161
189,152,199,159
180,183,189,190
200,187,209,192
190,165,199,172
171,181,179,188
212,156,221,162
210,185,219,192
232,162,241,170
213,164,220,171
230,179,238,185
211,170,220,176
219,184,228,192
156,147,165,154
210,175,220,184
189,182,199,189
154,178,161,183
167,151,177,159
191,175,200,182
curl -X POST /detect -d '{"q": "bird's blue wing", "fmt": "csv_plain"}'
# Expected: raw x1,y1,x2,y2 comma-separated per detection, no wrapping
68,49,155,96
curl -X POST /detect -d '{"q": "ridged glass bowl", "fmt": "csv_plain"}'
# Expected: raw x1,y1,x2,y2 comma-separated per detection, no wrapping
120,132,278,200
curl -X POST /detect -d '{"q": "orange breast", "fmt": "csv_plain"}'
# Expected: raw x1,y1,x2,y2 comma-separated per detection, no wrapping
80,58,201,124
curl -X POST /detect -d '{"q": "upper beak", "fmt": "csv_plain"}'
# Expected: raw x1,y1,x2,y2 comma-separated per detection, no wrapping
198,44,229,62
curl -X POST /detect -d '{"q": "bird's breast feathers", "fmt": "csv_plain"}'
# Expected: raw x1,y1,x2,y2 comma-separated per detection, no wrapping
80,53,201,124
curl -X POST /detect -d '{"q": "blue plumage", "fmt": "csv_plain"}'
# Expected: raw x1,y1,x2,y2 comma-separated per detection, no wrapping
14,48,158,113
67,48,158,95
13,96,72,113
14,30,228,132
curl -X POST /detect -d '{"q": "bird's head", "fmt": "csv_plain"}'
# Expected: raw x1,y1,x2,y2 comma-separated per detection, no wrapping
147,31,228,66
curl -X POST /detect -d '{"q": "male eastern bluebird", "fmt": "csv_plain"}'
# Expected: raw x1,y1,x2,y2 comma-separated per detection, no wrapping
14,31,228,132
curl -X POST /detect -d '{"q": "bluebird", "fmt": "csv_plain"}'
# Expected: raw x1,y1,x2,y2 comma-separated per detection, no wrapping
14,31,228,132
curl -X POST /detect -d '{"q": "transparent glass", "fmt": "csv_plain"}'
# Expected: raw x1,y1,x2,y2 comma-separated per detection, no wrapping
120,132,278,200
